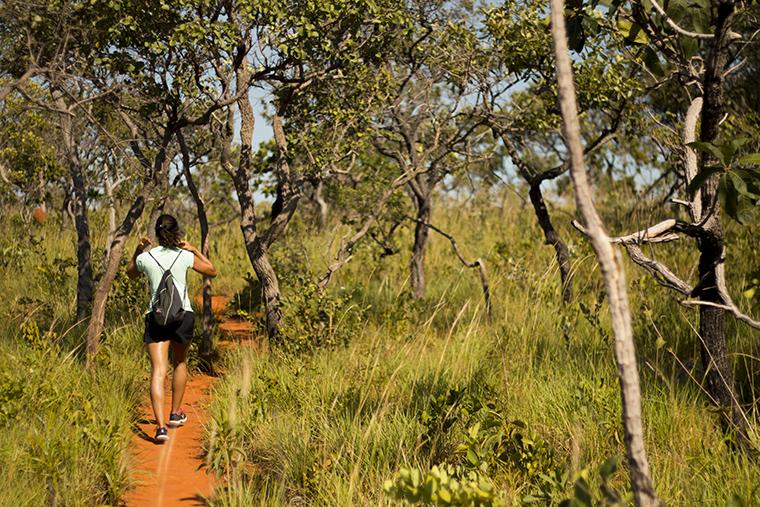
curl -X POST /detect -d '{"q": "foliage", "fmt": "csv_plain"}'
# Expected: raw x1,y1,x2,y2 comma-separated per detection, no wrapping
384,463,503,506
278,274,366,354
687,138,760,224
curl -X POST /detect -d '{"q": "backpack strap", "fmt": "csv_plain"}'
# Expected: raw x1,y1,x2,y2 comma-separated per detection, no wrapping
147,251,165,272
147,250,183,273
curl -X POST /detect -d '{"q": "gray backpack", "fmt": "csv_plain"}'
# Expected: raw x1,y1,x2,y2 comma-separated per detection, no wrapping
148,250,185,326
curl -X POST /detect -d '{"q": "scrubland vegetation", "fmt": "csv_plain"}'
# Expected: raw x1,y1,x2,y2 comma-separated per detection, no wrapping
2,0,760,505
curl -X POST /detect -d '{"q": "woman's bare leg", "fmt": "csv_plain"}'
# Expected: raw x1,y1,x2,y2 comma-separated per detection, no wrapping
147,341,171,427
171,341,190,413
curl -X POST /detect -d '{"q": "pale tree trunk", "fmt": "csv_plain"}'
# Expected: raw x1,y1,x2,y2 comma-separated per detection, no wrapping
102,163,118,270
314,180,329,230
410,190,431,300
54,94,93,323
696,1,746,438
549,0,659,505
178,131,214,362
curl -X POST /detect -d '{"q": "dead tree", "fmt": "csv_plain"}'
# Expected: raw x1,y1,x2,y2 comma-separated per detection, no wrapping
549,0,659,505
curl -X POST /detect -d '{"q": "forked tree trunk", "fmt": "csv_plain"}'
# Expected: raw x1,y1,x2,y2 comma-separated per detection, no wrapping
696,0,746,438
85,127,173,368
549,0,659,505
528,182,573,303
410,192,431,300
228,61,289,342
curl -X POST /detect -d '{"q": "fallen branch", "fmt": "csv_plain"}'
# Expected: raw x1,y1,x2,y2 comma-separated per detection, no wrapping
572,219,680,244
406,216,492,318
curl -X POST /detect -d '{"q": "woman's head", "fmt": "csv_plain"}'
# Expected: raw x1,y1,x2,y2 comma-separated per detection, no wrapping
155,214,182,248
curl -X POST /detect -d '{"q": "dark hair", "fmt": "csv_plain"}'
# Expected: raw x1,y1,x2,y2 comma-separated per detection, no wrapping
155,214,182,248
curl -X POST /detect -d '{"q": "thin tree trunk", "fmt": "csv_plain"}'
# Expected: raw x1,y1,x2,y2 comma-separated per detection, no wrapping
528,182,573,303
146,195,167,242
102,164,118,270
410,192,431,300
85,187,149,367
71,163,93,322
178,131,214,361
314,180,328,230
549,1,658,505
55,94,93,323
696,0,746,438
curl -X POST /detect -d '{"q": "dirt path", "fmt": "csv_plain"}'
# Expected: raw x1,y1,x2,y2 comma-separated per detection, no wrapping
124,296,254,507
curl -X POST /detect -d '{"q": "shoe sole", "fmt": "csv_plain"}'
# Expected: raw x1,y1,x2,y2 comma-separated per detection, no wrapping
167,419,187,428
155,435,169,443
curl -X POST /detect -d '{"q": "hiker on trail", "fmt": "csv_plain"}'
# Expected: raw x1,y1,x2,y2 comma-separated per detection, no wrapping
127,214,217,443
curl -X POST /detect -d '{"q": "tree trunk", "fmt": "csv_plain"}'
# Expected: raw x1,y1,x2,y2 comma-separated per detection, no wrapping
314,180,328,230
696,0,746,438
55,94,93,323
102,165,118,270
71,162,93,323
85,188,148,368
528,182,573,303
410,192,431,300
146,195,167,242
85,124,173,368
178,131,214,361
549,0,659,504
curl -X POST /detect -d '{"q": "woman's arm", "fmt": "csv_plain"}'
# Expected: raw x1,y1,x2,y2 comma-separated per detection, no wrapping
127,237,152,279
179,241,218,278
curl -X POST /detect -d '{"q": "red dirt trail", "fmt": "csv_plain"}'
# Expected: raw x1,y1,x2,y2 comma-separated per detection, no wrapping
124,295,254,507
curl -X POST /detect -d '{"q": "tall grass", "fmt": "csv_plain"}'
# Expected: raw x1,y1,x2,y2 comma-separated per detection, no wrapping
203,189,760,505
0,215,146,506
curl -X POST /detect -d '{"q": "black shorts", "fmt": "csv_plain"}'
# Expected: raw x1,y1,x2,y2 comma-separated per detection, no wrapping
144,312,195,345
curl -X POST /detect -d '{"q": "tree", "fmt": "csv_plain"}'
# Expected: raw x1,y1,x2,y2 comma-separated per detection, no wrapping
480,0,640,303
593,0,760,440
549,0,659,503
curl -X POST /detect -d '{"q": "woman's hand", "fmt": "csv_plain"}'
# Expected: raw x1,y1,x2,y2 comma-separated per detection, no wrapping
128,237,151,279
137,236,153,252
181,241,218,277
178,240,196,253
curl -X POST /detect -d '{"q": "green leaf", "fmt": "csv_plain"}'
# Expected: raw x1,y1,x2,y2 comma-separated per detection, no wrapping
567,15,585,52
643,47,664,76
737,153,760,166
728,171,748,196
688,141,727,166
686,165,723,197
720,137,749,165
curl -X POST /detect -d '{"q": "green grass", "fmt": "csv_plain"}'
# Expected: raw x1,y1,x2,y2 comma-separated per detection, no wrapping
202,191,760,506
0,216,147,506
1,186,759,505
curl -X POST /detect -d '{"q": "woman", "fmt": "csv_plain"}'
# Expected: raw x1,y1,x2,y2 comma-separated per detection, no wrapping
127,214,217,443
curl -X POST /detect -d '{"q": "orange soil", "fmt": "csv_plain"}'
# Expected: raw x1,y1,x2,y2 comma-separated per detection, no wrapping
124,294,258,507
124,374,215,507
